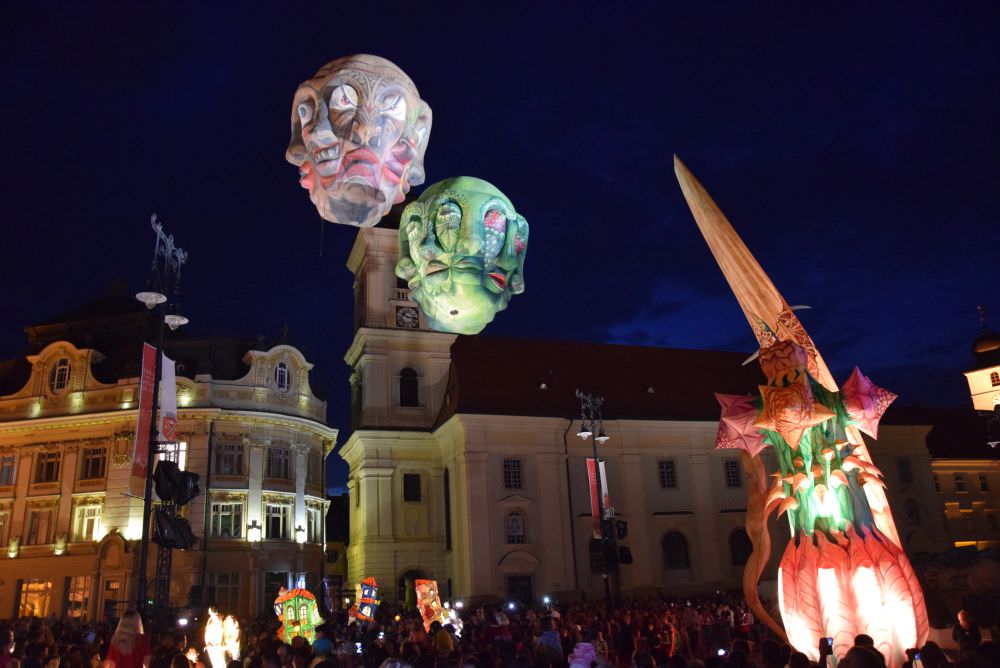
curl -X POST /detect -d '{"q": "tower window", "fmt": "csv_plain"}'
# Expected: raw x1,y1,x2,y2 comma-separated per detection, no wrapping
403,473,422,502
275,362,290,392
991,371,1000,387
503,458,523,489
505,511,526,544
723,459,742,488
399,368,419,407
49,358,71,393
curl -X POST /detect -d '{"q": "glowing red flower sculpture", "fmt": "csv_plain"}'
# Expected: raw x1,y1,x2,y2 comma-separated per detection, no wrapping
842,367,897,438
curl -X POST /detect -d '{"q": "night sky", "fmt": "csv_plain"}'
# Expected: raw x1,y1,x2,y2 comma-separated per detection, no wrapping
3,3,999,489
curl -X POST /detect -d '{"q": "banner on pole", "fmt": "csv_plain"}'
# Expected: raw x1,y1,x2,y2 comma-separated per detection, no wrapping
586,458,601,539
158,353,177,442
599,459,612,517
131,343,157,496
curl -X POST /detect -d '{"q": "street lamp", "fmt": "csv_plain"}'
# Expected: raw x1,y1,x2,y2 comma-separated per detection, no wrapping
247,520,262,543
577,389,619,607
295,525,307,544
135,214,189,613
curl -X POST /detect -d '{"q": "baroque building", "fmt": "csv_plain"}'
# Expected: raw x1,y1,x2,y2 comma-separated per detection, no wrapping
0,288,337,620
340,227,950,605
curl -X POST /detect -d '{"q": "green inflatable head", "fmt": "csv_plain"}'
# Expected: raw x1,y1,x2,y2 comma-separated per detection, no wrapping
396,177,529,334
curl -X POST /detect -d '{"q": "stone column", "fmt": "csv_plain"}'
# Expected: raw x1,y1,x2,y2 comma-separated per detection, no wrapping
57,443,80,538
247,440,264,532
293,444,307,536
689,453,723,585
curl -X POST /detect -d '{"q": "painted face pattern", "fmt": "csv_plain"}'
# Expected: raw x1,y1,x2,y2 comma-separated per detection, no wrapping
286,55,432,227
396,177,529,334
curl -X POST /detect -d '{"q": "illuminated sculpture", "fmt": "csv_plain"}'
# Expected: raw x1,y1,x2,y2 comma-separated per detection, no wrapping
415,579,447,632
675,156,928,668
274,587,323,643
396,177,529,334
348,577,382,623
286,54,432,227
204,607,226,668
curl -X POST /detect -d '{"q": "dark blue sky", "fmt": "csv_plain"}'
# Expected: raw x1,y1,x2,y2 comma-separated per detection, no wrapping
2,3,999,489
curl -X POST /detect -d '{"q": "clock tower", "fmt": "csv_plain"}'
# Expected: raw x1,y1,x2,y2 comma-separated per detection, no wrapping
345,226,457,430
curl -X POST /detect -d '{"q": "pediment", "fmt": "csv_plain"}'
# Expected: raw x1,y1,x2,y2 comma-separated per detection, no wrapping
498,494,533,506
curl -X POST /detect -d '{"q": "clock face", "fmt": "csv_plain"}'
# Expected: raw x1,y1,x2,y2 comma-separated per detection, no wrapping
396,306,420,329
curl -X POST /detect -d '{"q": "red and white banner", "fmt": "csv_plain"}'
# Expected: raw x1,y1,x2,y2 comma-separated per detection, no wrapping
158,353,177,442
587,458,601,539
587,458,613,539
131,343,157,495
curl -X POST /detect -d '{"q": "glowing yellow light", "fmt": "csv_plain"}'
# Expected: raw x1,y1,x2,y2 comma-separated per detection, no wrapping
29,401,42,418
120,401,132,410
178,391,192,407
124,518,143,541
69,391,85,413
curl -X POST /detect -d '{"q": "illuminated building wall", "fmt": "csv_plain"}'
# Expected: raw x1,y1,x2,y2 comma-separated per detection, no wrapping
0,291,336,620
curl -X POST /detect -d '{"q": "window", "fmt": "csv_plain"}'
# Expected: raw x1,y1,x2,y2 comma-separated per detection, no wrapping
73,505,102,542
267,446,291,479
35,452,60,483
399,368,419,407
955,474,967,492
730,529,752,566
27,508,53,545
979,475,990,492
662,531,690,570
0,456,15,486
987,513,999,532
49,359,70,393
933,474,941,492
992,371,1000,387
158,441,188,471
65,576,92,620
208,573,240,611
903,499,921,526
275,362,290,392
18,579,53,618
505,511,526,544
210,501,243,538
723,459,742,488
265,503,290,540
897,459,913,485
307,506,322,543
503,458,523,489
403,473,421,502
0,509,9,545
658,459,677,489
307,451,322,485
214,442,243,476
80,447,107,480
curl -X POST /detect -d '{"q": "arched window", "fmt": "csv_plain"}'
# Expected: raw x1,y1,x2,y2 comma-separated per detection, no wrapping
729,529,752,566
505,511,526,544
275,362,290,392
399,368,419,407
991,371,1000,387
662,531,690,570
49,358,71,393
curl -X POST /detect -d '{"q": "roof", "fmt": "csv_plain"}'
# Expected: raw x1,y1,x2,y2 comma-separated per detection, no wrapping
438,335,765,423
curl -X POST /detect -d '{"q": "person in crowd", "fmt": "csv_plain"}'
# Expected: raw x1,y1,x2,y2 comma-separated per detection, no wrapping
104,611,152,668
952,610,981,656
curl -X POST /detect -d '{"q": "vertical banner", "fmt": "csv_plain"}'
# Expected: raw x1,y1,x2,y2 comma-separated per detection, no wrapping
599,460,611,516
586,458,601,539
158,353,177,442
131,343,157,496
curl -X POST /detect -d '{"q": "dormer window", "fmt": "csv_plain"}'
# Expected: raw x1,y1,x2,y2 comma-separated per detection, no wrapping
275,362,290,392
49,358,71,394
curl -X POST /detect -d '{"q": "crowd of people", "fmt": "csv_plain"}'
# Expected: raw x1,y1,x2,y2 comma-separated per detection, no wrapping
0,594,996,668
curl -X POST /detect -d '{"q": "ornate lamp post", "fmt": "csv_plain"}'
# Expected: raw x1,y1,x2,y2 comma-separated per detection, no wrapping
135,214,189,612
576,390,618,607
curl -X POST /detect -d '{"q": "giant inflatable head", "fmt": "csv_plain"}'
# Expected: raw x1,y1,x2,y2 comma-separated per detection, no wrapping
286,55,432,227
396,177,529,334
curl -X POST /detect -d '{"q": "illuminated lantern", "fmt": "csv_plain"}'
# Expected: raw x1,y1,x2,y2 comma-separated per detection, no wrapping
286,55,432,227
348,576,382,622
675,156,928,668
274,587,323,643
414,579,447,632
396,177,529,334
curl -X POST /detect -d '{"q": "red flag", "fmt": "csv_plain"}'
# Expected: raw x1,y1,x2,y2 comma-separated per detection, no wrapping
131,343,157,496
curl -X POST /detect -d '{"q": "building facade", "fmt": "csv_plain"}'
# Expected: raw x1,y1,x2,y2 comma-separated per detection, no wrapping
340,227,949,605
0,293,337,620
